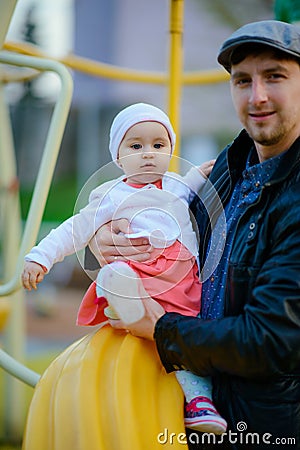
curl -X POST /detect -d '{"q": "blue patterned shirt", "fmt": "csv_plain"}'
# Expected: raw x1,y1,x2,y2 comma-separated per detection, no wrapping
201,148,285,320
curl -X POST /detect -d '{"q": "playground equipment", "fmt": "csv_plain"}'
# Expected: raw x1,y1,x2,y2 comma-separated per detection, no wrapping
0,0,73,440
22,326,185,450
0,0,229,447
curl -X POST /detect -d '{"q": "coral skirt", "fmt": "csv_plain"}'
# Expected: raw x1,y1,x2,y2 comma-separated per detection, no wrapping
77,240,201,326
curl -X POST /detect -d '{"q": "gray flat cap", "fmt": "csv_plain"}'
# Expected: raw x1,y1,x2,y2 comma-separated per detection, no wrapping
218,20,300,72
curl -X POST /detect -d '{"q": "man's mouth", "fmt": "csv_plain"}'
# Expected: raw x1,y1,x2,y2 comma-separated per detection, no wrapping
249,111,276,120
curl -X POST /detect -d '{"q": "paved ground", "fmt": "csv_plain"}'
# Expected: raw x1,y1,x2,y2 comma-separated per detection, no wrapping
25,284,96,352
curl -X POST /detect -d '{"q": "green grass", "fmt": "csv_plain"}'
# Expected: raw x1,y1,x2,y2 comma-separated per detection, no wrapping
20,176,77,223
0,446,21,449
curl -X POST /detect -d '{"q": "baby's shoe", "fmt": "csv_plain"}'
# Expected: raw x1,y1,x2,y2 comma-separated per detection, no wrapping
96,262,145,325
184,396,227,434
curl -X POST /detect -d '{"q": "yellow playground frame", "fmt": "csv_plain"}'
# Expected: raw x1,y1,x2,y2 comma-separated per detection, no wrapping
0,0,229,448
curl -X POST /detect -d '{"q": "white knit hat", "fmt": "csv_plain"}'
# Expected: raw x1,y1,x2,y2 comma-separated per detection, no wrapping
109,103,176,166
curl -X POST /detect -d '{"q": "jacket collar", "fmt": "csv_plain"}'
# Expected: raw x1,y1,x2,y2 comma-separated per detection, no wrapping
227,129,300,186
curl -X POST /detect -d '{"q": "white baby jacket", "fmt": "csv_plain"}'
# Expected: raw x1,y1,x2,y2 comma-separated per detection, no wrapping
25,168,206,271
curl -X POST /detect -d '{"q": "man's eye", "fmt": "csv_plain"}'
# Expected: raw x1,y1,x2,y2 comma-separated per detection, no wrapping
131,144,142,150
236,78,251,86
268,73,285,80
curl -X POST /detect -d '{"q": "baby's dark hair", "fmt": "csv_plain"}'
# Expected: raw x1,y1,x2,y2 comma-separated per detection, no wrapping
230,43,300,70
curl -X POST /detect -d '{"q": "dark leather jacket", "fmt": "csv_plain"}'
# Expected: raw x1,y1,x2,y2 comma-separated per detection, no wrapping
155,130,300,449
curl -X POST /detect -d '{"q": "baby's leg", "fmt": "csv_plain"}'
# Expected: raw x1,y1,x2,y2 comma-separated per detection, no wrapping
96,261,146,324
176,371,227,435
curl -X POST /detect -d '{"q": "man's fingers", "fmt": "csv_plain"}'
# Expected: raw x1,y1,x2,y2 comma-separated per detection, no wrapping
89,219,152,267
105,253,151,264
108,232,150,250
111,218,132,235
113,242,151,256
105,234,151,261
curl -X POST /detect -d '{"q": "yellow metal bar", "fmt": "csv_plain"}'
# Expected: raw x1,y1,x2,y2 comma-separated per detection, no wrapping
168,0,184,173
183,69,230,85
63,54,166,84
4,42,166,84
4,41,229,85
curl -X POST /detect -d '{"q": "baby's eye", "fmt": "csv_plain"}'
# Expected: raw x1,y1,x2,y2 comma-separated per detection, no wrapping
131,143,142,150
154,143,163,149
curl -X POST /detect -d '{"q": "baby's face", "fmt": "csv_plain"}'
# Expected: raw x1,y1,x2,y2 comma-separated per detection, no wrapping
117,121,172,184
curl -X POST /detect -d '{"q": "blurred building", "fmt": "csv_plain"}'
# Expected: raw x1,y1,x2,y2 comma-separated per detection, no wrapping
6,0,273,199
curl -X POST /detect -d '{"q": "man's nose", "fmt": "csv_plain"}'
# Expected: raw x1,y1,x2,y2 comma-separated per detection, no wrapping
249,79,268,105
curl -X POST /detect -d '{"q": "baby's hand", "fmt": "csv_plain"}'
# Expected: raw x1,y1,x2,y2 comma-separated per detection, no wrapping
198,159,216,178
22,261,46,291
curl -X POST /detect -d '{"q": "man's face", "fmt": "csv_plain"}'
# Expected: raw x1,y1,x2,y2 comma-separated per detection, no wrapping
230,51,300,160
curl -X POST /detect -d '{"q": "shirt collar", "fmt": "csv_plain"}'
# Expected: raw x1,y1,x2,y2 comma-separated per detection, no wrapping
244,147,285,188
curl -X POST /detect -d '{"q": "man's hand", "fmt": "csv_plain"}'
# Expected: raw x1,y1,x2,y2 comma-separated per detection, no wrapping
89,218,152,267
108,293,165,341
22,261,46,290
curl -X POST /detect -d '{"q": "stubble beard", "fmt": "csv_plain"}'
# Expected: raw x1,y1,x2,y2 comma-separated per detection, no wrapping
246,120,287,147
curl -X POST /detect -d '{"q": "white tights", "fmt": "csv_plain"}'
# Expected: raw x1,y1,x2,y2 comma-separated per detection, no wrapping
175,370,213,403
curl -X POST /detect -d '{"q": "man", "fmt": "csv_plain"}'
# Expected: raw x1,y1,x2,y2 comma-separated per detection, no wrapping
90,20,300,449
